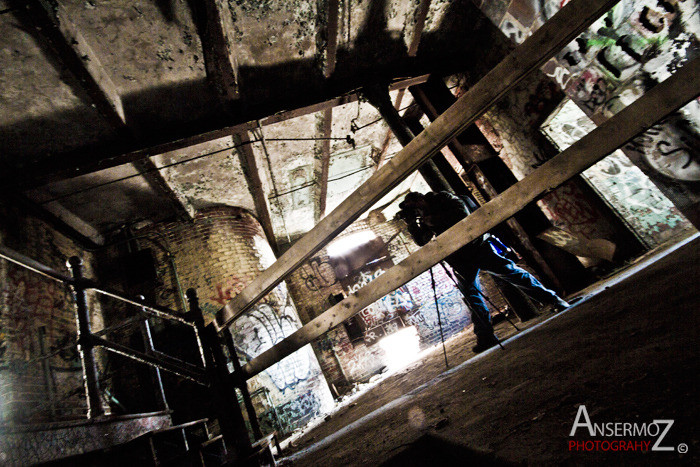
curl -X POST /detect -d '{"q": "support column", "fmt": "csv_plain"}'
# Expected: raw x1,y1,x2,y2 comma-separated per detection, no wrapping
67,256,104,419
363,84,452,193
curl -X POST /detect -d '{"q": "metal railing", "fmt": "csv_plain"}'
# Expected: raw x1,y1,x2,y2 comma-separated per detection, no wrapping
0,245,207,420
0,244,264,461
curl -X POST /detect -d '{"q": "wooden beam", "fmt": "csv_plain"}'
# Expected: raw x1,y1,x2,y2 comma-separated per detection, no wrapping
233,132,278,252
375,0,432,167
241,56,700,378
200,0,240,101
316,0,340,221
20,0,191,221
216,0,623,329
3,75,430,190
24,0,125,127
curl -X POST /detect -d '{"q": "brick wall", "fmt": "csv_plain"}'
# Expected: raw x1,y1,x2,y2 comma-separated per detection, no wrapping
0,203,102,423
135,206,334,434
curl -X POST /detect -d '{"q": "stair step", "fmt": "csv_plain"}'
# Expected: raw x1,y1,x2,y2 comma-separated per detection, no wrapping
199,434,228,466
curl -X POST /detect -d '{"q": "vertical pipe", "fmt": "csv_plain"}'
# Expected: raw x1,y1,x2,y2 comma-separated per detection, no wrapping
137,296,169,411
67,256,104,419
222,328,263,440
363,83,452,193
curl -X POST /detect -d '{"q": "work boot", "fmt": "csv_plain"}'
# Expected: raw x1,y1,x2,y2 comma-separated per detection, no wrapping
472,335,499,353
551,298,571,313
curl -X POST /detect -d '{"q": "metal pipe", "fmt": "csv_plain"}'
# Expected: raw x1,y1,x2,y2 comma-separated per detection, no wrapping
67,256,104,419
0,244,73,283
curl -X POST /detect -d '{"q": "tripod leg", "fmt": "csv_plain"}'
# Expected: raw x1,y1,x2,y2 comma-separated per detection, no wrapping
429,267,450,369
437,263,504,350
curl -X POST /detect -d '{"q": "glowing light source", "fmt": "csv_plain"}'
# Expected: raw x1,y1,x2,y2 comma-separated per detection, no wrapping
378,326,420,371
327,231,376,257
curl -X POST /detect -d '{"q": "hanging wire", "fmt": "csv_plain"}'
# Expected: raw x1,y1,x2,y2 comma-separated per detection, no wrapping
35,82,459,206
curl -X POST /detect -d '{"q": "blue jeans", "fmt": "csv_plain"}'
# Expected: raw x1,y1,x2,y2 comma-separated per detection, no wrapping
450,242,561,341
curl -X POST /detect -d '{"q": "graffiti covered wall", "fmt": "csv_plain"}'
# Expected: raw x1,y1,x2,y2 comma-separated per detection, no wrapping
475,0,700,226
137,206,334,434
0,203,102,423
542,99,693,246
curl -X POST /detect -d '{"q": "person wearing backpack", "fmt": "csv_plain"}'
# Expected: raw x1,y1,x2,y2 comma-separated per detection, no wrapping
398,191,570,353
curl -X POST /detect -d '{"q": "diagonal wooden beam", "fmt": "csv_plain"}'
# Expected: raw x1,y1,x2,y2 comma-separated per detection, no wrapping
24,0,125,127
241,56,700,378
199,0,240,101
233,132,278,252
216,0,623,329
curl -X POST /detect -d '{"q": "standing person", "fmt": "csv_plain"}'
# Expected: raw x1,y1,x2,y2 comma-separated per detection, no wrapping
398,191,570,353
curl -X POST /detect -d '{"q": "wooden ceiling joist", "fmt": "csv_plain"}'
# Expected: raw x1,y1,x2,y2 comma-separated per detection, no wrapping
241,56,700,378
216,0,623,329
234,132,278,252
4,75,430,191
200,0,240,101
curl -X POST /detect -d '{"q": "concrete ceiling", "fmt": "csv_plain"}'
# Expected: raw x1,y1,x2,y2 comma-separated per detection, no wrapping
0,0,504,245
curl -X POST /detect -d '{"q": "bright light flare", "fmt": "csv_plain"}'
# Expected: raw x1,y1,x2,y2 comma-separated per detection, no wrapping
327,231,376,257
378,326,420,371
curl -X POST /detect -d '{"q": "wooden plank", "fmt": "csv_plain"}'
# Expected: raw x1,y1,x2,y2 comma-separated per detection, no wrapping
316,0,340,220
234,132,278,251
200,0,240,101
25,0,125,126
241,56,700,378
216,0,622,329
375,0,432,167
317,108,333,220
5,75,429,190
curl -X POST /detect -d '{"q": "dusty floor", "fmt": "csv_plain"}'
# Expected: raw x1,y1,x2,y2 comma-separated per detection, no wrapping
278,234,699,466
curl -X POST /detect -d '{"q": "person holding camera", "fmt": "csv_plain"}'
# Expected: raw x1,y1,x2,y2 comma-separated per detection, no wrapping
398,191,570,353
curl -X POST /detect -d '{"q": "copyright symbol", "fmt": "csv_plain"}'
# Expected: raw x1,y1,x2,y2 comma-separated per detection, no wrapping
677,443,688,454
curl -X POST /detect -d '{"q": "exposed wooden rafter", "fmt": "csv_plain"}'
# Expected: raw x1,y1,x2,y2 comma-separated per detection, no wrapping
199,0,240,101
216,0,623,329
3,75,429,191
241,56,700,377
233,132,278,252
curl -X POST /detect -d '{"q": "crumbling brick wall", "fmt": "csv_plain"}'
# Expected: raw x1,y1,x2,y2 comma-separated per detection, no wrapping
0,203,102,423
135,206,334,434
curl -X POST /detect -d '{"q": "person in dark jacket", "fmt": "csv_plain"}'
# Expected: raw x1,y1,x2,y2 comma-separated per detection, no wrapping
398,191,570,353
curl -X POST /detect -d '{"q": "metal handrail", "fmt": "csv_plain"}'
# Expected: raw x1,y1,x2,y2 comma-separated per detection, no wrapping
0,244,73,283
0,244,211,419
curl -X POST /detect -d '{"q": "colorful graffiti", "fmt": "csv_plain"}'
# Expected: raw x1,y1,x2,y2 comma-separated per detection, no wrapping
493,0,700,190
542,99,692,246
